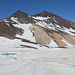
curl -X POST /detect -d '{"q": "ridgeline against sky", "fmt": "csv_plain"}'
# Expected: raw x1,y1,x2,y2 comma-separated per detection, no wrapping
0,0,75,22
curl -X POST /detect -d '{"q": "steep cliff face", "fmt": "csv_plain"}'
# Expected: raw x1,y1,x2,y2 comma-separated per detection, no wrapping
0,11,75,49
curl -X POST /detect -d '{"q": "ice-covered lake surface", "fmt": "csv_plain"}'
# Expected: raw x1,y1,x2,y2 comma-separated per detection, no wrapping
0,47,75,75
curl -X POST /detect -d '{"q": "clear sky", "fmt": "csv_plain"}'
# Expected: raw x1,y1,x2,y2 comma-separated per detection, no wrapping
0,0,75,22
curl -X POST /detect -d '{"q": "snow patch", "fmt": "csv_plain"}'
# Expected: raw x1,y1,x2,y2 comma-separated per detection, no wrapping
33,17,75,36
11,17,35,42
34,17,62,31
49,40,58,47
3,19,9,22
70,28,75,32
61,39,73,47
0,37,22,49
62,27,75,36
53,16,58,23
33,16,50,21
11,17,18,23
36,21,75,36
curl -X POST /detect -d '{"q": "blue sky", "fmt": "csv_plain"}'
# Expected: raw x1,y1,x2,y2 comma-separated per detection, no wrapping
0,0,75,22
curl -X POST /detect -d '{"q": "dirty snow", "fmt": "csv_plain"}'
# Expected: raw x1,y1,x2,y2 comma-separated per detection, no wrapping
0,36,51,50
0,47,75,75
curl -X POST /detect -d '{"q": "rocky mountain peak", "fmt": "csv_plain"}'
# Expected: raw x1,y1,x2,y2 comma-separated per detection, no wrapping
0,10,75,48
11,10,28,18
33,11,57,17
10,10,35,24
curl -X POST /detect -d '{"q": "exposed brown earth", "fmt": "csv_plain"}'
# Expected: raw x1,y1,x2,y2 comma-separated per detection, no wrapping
0,11,75,48
50,33,67,47
29,25,51,44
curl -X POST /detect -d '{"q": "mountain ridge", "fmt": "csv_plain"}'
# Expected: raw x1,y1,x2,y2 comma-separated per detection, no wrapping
33,11,58,17
0,10,75,49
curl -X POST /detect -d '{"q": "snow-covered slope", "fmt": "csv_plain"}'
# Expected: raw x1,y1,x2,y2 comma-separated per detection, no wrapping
33,13,75,36
11,17,35,42
0,47,75,75
1,11,75,75
32,11,75,47
0,11,75,49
